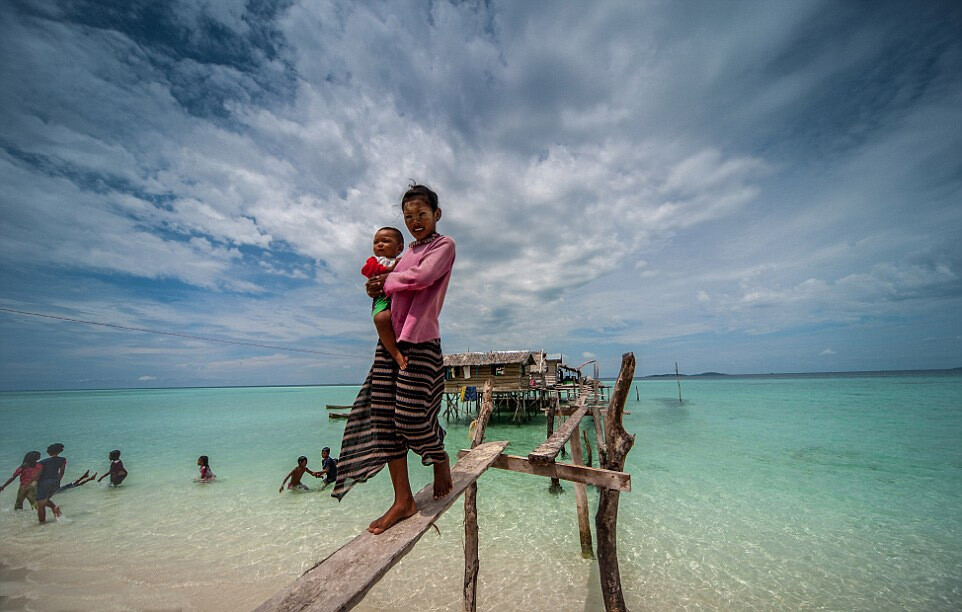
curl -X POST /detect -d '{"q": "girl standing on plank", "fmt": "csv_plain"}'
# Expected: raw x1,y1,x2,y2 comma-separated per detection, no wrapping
333,183,455,535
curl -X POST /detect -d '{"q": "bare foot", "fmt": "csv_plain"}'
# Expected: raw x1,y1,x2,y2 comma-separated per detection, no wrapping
79,470,90,480
433,454,453,500
52,506,62,518
391,350,408,370
368,498,417,535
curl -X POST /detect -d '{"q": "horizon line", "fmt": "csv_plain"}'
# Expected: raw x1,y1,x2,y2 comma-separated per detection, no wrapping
1,366,960,393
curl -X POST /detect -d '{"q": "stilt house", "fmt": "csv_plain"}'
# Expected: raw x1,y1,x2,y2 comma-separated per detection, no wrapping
443,350,540,393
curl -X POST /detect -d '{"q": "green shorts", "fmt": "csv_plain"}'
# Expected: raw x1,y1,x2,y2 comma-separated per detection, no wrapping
372,295,391,318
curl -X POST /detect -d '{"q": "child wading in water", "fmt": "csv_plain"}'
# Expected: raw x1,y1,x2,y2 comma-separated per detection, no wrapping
362,227,406,369
196,456,216,482
317,447,338,490
334,184,455,535
35,443,66,523
279,456,320,492
97,449,128,486
0,451,43,510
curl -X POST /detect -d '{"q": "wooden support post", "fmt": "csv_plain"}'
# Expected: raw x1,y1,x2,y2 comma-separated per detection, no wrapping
589,401,607,467
463,381,494,612
582,429,592,468
595,353,636,612
569,422,594,559
545,395,563,494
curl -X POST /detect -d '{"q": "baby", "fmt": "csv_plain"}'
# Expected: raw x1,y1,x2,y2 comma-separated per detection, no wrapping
362,227,406,369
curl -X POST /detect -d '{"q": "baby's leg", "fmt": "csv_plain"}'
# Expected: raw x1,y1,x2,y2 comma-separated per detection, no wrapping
374,310,407,369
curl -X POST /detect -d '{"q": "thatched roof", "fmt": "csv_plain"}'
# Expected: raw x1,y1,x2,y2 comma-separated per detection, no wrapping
443,351,537,367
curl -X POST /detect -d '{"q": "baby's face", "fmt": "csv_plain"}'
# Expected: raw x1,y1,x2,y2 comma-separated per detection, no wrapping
373,229,402,258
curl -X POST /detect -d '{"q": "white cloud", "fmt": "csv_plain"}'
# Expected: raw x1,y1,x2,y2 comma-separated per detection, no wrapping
1,0,960,388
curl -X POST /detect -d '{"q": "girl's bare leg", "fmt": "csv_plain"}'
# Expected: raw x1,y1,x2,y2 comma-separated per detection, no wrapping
433,453,453,500
368,456,417,535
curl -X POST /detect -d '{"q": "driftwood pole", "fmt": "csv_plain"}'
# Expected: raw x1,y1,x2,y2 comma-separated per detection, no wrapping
463,380,494,612
596,353,636,612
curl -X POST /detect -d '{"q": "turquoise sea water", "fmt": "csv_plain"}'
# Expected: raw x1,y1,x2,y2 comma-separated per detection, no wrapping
1,372,960,611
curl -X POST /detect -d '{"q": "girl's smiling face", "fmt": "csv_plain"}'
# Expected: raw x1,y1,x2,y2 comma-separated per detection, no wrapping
402,199,441,241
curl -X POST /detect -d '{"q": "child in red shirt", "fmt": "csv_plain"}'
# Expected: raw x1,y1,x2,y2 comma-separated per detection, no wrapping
0,451,43,510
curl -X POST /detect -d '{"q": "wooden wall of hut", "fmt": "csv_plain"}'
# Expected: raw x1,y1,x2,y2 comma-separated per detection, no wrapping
444,362,530,393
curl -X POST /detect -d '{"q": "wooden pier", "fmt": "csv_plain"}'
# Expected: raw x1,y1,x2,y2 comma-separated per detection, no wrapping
265,353,637,611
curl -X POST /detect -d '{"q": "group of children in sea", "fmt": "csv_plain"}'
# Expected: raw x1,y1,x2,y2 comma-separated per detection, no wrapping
1,444,338,523
0,443,126,523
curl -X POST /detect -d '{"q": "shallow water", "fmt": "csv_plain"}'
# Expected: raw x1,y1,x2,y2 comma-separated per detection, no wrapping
1,373,960,611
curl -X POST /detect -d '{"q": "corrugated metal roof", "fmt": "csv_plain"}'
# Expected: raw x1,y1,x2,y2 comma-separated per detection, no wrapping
443,351,536,367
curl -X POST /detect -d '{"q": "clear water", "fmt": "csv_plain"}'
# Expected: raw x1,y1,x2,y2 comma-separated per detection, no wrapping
1,373,960,611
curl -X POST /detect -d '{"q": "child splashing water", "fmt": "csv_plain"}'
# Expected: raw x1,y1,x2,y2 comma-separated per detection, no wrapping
362,227,406,369
279,456,320,493
334,183,455,535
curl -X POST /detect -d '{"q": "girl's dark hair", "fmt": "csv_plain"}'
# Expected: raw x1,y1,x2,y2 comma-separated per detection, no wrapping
23,451,41,468
47,443,64,454
297,455,308,463
198,455,209,467
109,449,121,461
401,183,439,211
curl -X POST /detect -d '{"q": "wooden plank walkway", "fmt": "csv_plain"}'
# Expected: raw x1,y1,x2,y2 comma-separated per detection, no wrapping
255,440,510,612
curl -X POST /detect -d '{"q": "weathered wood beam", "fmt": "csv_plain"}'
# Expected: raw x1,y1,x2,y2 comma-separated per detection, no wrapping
256,440,510,612
463,380,494,612
456,451,631,492
596,353,636,612
528,390,591,465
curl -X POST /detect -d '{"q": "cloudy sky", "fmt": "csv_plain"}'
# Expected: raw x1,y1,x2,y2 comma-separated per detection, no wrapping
1,0,960,390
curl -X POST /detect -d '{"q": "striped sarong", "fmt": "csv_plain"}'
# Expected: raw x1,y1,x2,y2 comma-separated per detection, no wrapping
332,339,447,500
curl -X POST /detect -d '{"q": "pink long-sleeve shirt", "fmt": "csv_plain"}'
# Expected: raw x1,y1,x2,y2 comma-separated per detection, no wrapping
383,235,455,344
